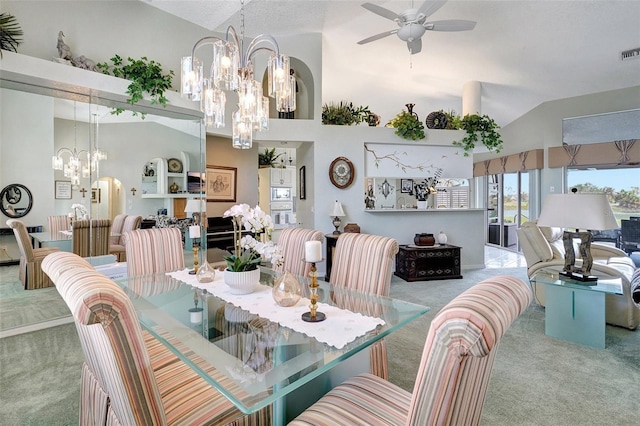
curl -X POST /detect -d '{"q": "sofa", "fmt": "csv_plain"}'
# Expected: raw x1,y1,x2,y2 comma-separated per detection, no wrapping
517,221,639,330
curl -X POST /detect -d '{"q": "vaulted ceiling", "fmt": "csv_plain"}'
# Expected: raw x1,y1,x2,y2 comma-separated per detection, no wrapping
145,0,640,127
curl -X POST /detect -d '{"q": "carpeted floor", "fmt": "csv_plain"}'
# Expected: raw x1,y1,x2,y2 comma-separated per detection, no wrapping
0,265,638,425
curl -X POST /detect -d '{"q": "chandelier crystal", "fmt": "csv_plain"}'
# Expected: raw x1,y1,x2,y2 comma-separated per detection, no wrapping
180,0,295,149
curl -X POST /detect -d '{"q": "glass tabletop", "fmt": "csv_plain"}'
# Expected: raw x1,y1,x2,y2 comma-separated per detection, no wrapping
29,231,72,242
115,268,429,414
530,270,623,295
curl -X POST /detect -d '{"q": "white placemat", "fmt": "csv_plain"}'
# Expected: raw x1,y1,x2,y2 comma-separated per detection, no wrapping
167,269,385,349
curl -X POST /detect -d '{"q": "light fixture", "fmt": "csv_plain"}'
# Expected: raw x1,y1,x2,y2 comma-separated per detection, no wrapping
537,189,618,282
330,200,345,235
180,0,295,149
52,104,107,187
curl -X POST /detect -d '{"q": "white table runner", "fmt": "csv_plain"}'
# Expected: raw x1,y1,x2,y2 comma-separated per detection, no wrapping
167,269,385,349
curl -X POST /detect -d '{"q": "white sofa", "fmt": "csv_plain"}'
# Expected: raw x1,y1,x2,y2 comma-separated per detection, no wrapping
517,221,639,330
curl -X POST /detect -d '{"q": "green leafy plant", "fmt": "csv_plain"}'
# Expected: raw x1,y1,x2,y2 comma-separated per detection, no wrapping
258,148,284,167
322,101,371,125
440,109,462,130
387,110,426,140
0,13,23,57
96,55,174,117
453,114,503,157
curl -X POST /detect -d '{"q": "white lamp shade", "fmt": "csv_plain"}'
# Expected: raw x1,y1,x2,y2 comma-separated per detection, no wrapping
537,193,618,230
330,200,345,217
184,199,204,214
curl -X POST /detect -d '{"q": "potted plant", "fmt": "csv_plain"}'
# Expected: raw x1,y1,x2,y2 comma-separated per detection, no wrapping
0,13,23,57
387,109,425,140
96,55,174,117
258,147,284,168
322,101,371,125
453,114,503,157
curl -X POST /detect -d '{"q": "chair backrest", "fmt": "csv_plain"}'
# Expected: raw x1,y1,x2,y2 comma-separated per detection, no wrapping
6,219,34,261
407,275,532,426
42,252,166,424
274,227,324,276
330,233,399,296
110,214,127,245
123,228,185,277
621,219,640,243
73,219,112,257
48,215,71,235
122,215,142,234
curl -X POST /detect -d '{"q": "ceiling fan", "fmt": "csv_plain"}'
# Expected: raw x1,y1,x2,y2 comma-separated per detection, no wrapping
357,0,476,54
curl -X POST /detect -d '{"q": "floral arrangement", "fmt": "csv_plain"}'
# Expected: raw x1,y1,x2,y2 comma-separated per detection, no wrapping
71,203,88,219
410,169,443,201
223,204,284,272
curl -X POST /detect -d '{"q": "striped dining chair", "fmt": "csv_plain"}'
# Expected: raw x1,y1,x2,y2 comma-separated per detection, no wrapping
123,228,185,277
72,219,112,258
330,232,399,379
290,275,533,426
48,215,71,236
109,214,127,246
41,252,270,425
274,227,324,277
109,215,142,262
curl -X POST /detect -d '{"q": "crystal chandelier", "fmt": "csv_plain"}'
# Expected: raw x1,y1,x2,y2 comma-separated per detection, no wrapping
52,106,107,187
180,0,296,149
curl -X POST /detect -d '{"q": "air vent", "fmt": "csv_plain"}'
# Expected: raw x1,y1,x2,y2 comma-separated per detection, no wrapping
621,47,640,61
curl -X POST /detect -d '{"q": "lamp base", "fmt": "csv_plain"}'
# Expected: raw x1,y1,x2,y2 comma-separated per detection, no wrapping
560,270,598,284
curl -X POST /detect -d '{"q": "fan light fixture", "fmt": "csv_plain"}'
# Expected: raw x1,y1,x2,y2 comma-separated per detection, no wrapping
181,0,295,149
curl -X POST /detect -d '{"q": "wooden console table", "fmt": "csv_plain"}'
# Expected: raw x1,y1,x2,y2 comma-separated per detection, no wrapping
394,244,462,282
324,234,339,281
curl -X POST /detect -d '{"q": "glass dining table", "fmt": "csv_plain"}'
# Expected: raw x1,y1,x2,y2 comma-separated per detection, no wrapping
115,268,429,423
29,230,72,250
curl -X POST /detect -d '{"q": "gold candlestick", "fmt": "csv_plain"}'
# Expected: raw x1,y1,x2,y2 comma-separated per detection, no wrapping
189,241,200,275
301,261,326,322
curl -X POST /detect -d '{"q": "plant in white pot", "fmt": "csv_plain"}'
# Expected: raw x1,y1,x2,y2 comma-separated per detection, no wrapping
223,204,283,294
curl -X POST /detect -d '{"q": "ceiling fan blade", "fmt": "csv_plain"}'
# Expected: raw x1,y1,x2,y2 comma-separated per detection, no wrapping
417,0,447,20
407,38,422,55
361,2,400,21
424,19,477,31
357,29,398,45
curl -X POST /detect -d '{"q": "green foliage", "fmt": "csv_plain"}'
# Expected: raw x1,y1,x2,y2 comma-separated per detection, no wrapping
453,114,503,157
387,110,425,140
0,13,23,57
224,250,262,272
258,148,284,167
440,109,462,130
322,101,371,125
96,55,174,117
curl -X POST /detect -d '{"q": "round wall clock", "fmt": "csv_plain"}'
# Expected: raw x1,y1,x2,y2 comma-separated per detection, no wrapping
168,158,183,173
329,157,354,189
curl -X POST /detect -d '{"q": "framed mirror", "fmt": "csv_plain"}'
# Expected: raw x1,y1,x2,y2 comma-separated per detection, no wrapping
0,184,33,218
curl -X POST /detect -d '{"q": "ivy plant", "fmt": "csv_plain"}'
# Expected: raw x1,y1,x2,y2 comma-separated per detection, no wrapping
453,114,503,157
322,101,371,125
387,110,425,140
96,55,174,117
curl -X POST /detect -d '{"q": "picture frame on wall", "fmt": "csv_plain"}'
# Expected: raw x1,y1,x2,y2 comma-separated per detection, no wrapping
401,179,413,193
55,180,72,199
299,166,306,200
206,165,237,202
91,188,101,203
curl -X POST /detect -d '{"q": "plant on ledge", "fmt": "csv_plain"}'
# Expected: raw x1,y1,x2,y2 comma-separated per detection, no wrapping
453,114,503,157
96,55,174,117
223,204,283,272
258,148,284,168
0,13,23,58
387,110,425,140
322,101,371,125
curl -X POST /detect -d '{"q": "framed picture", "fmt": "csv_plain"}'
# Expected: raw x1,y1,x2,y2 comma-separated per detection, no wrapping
91,188,101,203
299,166,306,200
206,165,237,202
401,179,413,193
55,180,72,199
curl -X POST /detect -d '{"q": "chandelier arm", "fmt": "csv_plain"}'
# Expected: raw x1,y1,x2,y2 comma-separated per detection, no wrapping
244,34,280,65
189,36,225,69
226,26,240,51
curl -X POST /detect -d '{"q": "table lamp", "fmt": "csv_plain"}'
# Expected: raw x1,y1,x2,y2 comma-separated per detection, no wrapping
537,189,618,282
184,199,205,226
330,200,345,234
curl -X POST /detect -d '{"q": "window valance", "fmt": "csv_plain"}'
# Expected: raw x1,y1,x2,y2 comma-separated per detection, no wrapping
473,149,543,177
547,139,639,168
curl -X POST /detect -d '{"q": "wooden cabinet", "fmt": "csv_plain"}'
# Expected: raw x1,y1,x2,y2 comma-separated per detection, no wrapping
269,167,294,187
394,244,462,282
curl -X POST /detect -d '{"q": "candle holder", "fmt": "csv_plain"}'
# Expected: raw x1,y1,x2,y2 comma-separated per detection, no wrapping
189,240,200,275
301,260,326,322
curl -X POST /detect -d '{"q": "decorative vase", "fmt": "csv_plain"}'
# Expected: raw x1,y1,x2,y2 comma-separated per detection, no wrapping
196,260,216,283
343,223,361,233
437,231,448,245
224,267,260,294
405,103,418,118
417,200,427,209
169,182,179,193
367,113,380,127
414,233,436,246
272,270,302,307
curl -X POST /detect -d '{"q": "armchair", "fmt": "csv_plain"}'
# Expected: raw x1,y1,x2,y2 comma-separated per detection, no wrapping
517,221,639,329
109,215,142,262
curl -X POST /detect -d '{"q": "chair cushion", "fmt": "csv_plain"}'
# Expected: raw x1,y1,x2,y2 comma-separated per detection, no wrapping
520,222,553,262
539,225,566,259
289,373,410,425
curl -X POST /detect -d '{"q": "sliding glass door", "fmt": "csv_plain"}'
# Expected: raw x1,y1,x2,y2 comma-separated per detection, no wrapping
487,171,529,250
